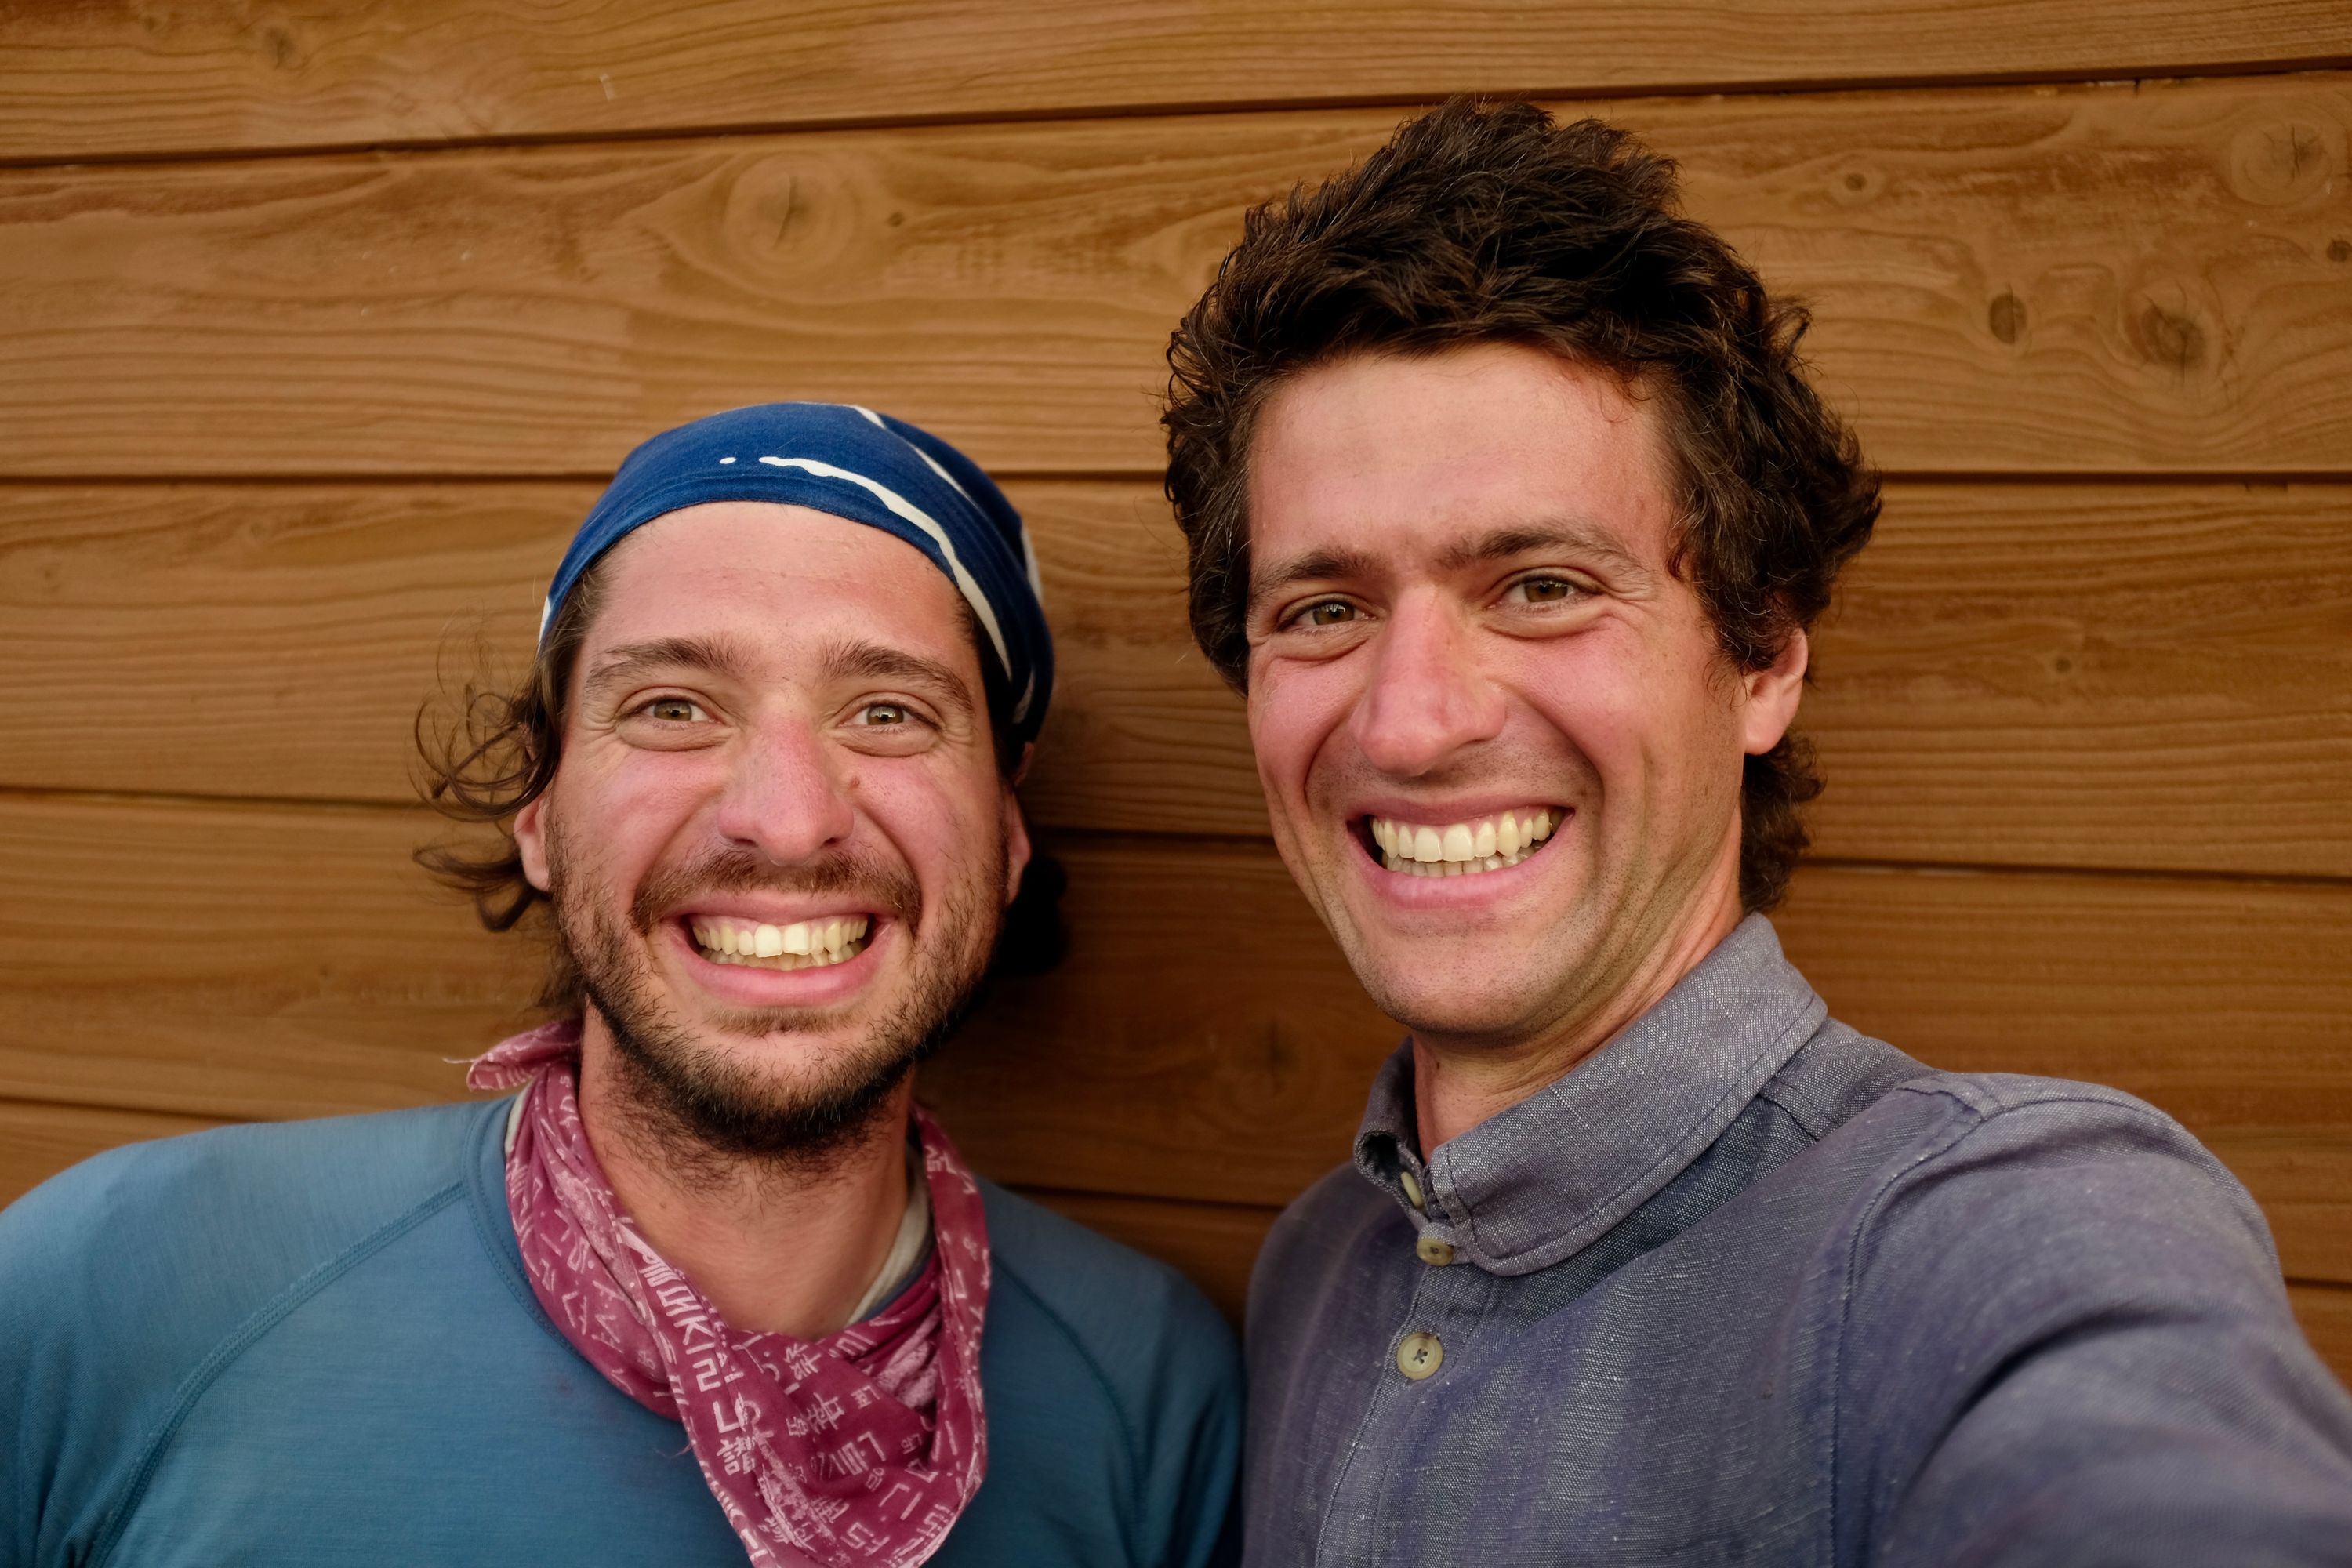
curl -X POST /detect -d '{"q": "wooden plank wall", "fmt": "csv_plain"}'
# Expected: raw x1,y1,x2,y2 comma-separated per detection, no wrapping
2,5,2347,1382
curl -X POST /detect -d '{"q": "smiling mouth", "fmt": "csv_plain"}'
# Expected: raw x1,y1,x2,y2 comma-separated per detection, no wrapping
1362,808,1562,878
688,914,872,971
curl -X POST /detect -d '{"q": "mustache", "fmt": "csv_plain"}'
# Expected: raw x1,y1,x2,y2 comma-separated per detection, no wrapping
627,844,924,933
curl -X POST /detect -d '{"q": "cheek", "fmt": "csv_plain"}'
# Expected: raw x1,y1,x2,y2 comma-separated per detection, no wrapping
1246,657,1350,794
1513,633,1729,790
554,752,711,879
854,760,1001,876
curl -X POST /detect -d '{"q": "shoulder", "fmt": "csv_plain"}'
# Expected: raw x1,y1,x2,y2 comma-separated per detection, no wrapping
5,1100,499,1272
978,1181,1239,1403
1,1101,503,1374
0,1101,507,1562
1831,1069,2281,1318
1863,1069,2245,1192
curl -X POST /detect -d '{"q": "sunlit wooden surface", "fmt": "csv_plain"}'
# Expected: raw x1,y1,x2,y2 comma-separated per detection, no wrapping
2,4,2347,1377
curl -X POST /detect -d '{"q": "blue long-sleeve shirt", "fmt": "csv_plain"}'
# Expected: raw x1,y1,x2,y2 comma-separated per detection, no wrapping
1243,916,2352,1565
0,1095,1240,1568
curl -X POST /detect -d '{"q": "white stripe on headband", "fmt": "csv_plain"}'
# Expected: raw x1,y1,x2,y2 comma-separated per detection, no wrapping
755,455,1012,674
855,405,1047,608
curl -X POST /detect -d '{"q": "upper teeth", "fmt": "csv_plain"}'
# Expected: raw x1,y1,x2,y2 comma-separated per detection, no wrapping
1369,809,1558,876
691,915,870,964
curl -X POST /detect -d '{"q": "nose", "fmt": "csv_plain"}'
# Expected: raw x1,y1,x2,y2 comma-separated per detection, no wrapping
1350,591,1507,776
709,716,858,862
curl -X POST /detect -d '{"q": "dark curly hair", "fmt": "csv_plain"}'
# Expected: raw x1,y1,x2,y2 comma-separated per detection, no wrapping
415,554,1065,1014
1163,98,1879,911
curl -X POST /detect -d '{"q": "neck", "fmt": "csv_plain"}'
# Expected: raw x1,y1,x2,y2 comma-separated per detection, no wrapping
572,1023,914,1340
1412,868,1747,1157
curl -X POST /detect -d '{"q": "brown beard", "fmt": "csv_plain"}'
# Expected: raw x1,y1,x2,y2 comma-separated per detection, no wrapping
543,818,1006,1174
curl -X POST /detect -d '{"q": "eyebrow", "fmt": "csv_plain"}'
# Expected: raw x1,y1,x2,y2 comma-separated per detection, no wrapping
1248,517,1654,612
581,633,978,720
819,638,977,720
580,634,756,700
1435,519,1654,581
1247,546,1382,612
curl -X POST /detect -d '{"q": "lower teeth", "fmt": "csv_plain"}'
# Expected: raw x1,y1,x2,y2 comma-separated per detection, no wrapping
1381,842,1541,877
699,940,865,970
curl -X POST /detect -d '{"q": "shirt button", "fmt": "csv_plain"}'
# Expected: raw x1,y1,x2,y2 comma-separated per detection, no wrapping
1396,1331,1443,1381
1414,1235,1454,1266
1399,1170,1425,1210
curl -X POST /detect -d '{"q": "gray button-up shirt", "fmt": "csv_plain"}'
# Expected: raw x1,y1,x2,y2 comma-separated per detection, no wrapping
1244,916,2352,1566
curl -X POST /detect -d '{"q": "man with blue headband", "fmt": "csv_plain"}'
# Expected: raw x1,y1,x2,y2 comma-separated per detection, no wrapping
0,405,1241,1568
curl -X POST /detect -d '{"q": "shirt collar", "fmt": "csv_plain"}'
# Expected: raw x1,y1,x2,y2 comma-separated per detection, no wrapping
1352,913,1826,1276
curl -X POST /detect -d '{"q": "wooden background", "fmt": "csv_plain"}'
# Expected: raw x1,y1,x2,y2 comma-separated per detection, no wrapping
2,3,2348,1381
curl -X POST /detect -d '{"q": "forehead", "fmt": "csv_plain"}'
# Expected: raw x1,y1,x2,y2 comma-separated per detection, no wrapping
1247,342,1677,570
581,500,975,667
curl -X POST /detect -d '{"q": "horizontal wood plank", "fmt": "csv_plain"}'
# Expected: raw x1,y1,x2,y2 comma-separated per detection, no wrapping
6,478,2347,878
0,793,2343,1279
0,1099,225,1210
0,796,543,1123
7,2,2349,163
2,74,2348,478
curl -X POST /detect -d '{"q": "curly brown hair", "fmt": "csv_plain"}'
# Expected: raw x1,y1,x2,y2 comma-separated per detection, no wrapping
1163,98,1880,911
414,554,1063,1014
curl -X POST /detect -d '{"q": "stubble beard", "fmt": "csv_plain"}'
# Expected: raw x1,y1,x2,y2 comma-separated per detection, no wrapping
545,816,1006,1179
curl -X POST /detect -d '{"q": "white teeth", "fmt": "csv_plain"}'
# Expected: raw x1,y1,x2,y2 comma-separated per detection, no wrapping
1366,808,1564,879
691,914,873,970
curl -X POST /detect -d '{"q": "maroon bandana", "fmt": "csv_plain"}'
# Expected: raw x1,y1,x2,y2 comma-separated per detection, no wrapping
469,1020,989,1568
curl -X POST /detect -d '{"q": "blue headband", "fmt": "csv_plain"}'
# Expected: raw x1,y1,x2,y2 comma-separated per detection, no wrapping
543,402,1053,749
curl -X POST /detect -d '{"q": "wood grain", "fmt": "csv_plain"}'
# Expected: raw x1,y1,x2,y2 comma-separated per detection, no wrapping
2,74,2347,478
0,793,2341,1279
6,479,2347,877
0,1099,225,1209
0,794,542,1124
1804,481,2352,876
5,2,2347,165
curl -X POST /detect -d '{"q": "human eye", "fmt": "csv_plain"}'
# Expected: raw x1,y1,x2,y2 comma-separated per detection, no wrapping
840,698,942,753
1501,573,1592,607
849,700,916,728
1286,598,1362,630
635,695,711,724
611,691,725,750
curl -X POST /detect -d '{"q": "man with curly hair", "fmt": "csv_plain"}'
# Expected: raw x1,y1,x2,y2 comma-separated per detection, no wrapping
1,404,1240,1568
1163,99,2352,1563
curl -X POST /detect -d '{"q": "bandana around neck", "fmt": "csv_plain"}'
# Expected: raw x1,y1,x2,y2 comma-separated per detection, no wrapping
468,1020,990,1568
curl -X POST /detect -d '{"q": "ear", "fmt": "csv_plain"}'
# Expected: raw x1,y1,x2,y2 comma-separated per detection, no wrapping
514,796,554,893
1740,629,1809,757
1000,786,1033,909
